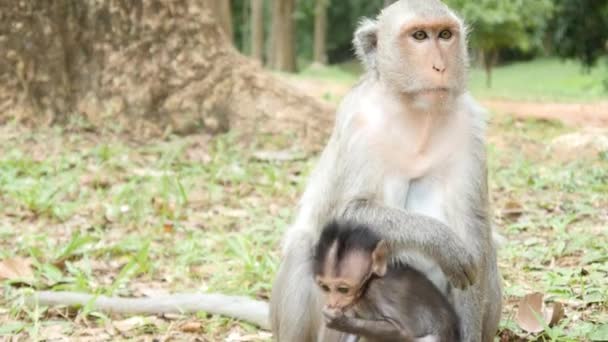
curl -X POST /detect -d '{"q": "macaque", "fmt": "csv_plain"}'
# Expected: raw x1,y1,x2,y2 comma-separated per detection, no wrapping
270,0,502,341
313,220,460,342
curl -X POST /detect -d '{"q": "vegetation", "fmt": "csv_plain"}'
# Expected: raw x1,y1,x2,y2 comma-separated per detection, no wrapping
445,0,554,87
468,58,608,102
1,110,606,340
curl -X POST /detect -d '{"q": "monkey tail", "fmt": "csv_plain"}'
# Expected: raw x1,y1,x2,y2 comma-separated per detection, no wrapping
28,291,270,330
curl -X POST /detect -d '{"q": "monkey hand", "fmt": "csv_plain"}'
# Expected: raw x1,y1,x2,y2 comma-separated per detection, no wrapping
322,307,351,331
436,240,478,289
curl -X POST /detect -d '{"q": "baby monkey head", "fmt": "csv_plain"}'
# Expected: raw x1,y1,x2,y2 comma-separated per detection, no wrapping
313,220,388,311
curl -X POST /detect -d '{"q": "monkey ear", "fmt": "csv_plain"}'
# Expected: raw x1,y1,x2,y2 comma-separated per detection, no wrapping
371,240,388,277
353,18,379,71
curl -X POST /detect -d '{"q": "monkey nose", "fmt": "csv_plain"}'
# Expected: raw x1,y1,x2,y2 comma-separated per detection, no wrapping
433,64,446,73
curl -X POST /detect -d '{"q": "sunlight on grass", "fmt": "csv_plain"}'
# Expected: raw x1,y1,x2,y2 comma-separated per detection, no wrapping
295,58,607,102
1,115,606,340
470,58,608,102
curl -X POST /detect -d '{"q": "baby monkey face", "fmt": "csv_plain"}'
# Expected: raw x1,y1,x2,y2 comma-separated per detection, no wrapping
316,251,373,310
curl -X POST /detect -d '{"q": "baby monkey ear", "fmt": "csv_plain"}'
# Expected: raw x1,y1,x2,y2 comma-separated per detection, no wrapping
371,240,389,277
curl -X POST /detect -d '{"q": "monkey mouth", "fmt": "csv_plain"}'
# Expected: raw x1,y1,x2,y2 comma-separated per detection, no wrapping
417,87,450,94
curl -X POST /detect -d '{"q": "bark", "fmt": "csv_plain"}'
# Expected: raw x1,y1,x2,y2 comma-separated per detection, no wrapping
270,0,297,72
210,1,234,43
0,0,332,149
251,0,264,62
313,0,328,64
482,49,499,88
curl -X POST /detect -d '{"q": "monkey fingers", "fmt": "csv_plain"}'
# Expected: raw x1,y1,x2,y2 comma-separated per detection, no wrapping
326,315,410,341
437,238,478,289
322,307,347,325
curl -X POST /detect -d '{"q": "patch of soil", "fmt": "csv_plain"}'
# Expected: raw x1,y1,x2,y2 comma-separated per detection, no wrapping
482,100,608,128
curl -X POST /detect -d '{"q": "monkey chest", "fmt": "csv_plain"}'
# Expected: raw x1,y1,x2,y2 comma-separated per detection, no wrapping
383,174,453,293
382,174,447,224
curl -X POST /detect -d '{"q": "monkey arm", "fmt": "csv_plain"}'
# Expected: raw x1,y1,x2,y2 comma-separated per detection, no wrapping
323,308,412,342
341,198,478,289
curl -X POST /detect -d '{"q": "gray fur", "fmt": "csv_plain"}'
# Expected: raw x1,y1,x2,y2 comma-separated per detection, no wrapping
270,1,501,341
353,19,379,71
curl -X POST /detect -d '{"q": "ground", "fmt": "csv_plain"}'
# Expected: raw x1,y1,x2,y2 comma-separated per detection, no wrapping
0,59,607,341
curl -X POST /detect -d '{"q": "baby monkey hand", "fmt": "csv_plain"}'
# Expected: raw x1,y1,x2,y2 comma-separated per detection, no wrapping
322,307,351,330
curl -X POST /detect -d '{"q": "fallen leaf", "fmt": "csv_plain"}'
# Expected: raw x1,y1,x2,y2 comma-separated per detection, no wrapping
0,257,34,281
163,222,174,233
516,292,565,333
516,292,545,333
503,200,524,219
179,321,202,333
544,302,564,326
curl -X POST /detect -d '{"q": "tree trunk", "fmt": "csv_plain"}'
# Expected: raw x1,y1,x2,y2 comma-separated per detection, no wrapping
482,49,499,88
210,1,234,44
313,0,328,64
270,0,297,72
0,0,331,148
251,0,264,62
384,0,397,7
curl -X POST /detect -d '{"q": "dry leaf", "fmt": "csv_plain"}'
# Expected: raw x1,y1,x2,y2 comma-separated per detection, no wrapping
0,257,34,281
545,302,565,326
516,292,565,333
516,292,545,333
503,200,524,218
179,321,202,333
163,222,174,233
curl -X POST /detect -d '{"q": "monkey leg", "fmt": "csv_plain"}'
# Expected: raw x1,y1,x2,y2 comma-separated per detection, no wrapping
452,286,483,342
270,235,322,342
482,254,502,342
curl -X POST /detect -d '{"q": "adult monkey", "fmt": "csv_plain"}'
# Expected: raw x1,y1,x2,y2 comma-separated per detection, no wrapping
270,0,502,341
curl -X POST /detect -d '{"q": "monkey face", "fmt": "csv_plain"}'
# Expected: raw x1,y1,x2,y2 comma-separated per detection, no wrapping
354,0,468,97
316,276,362,310
379,19,467,96
315,251,374,311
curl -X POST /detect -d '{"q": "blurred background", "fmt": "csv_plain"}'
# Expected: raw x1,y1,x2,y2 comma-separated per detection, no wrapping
0,1,606,341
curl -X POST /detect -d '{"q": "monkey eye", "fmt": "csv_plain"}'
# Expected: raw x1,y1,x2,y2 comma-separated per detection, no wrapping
320,284,330,292
337,287,350,294
412,30,428,41
439,30,453,40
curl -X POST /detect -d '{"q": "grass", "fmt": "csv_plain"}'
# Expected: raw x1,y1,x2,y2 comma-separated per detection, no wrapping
296,57,608,102
0,58,607,340
470,58,608,102
0,112,607,341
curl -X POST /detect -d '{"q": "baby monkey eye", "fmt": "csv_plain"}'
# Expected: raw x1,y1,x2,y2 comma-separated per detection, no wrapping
439,29,453,40
320,284,330,292
412,30,428,40
337,287,350,294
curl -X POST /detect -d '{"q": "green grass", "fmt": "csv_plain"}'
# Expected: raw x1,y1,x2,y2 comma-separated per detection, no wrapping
0,113,607,340
295,57,608,102
470,58,608,102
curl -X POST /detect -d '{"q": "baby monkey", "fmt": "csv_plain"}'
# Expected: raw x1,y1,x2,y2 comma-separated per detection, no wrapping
313,220,461,342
